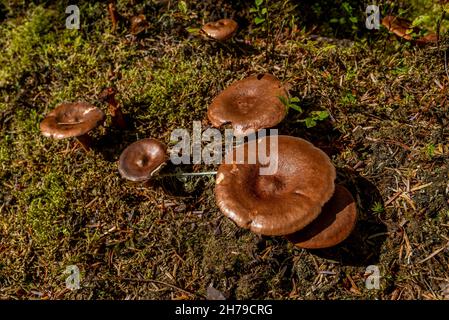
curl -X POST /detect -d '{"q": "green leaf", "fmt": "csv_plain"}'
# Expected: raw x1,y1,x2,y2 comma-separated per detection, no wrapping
255,0,264,7
289,104,303,113
289,97,300,103
314,110,329,120
261,8,268,15
255,17,266,25
186,27,200,34
304,118,316,128
249,7,258,13
278,96,288,106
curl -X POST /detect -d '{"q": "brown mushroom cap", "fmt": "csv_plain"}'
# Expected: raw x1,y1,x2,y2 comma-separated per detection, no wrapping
382,15,437,45
207,74,288,136
40,102,105,139
215,135,336,236
382,16,415,41
118,138,168,182
285,185,358,249
201,18,238,41
130,14,148,35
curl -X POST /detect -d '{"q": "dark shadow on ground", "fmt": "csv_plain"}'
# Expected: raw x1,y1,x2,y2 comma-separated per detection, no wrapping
93,120,137,162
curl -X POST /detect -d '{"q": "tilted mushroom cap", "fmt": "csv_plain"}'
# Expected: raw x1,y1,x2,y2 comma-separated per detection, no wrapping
285,185,358,249
215,135,336,236
118,138,168,182
208,74,288,136
382,15,437,45
201,18,238,41
40,102,105,139
382,16,413,40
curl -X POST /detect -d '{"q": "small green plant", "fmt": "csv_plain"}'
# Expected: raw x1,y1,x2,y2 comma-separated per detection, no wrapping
371,201,385,214
250,0,269,28
178,1,188,16
301,110,329,128
425,143,435,159
279,96,329,128
341,92,357,106
329,2,359,31
279,95,302,113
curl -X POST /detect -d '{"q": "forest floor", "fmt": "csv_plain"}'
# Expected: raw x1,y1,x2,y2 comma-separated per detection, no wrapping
0,0,448,299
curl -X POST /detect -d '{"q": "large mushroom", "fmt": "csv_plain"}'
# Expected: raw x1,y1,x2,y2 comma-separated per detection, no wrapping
40,102,105,151
201,18,238,41
215,135,336,236
207,74,289,136
285,185,358,249
118,138,168,182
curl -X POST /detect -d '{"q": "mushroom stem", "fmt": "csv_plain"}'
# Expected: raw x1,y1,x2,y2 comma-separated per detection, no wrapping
75,134,93,152
100,87,126,129
109,104,126,129
108,2,119,31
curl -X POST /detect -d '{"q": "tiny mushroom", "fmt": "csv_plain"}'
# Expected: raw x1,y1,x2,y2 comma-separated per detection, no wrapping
201,18,238,41
118,138,168,182
285,185,358,249
40,102,105,151
99,87,126,129
207,73,289,136
130,14,149,35
215,135,336,236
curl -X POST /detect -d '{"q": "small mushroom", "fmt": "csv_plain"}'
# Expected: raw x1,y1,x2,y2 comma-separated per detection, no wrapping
207,74,289,136
215,135,336,236
118,138,168,182
382,15,437,44
40,102,105,151
99,87,126,129
130,14,149,35
382,16,415,41
285,185,358,249
201,18,238,41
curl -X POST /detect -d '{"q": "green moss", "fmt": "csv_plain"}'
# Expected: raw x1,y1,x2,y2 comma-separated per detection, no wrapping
23,172,68,246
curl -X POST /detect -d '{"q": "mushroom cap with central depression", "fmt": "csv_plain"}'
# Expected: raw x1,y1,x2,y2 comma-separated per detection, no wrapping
215,135,336,236
40,102,105,139
118,138,168,182
207,74,288,136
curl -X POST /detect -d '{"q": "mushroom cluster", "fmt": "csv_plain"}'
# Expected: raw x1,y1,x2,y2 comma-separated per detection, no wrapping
215,135,358,249
38,9,360,263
